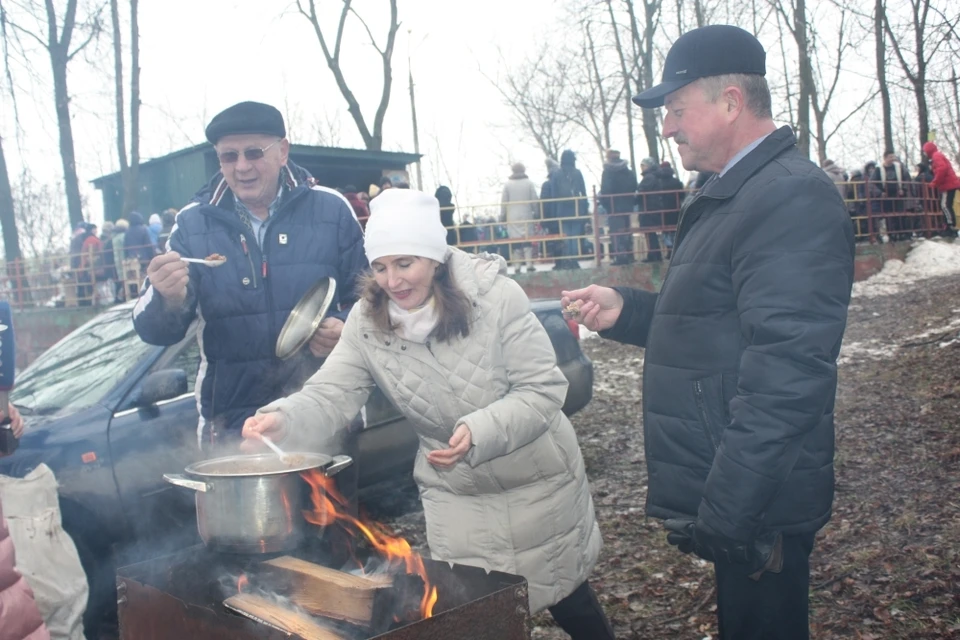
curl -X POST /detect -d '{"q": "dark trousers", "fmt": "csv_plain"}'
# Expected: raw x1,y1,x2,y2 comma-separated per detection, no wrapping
547,581,615,640
714,532,816,640
940,190,957,228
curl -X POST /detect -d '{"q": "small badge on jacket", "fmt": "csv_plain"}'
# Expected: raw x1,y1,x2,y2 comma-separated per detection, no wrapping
279,234,288,245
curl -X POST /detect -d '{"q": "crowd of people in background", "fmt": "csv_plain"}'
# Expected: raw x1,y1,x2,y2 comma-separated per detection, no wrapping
53,139,960,307
64,208,177,306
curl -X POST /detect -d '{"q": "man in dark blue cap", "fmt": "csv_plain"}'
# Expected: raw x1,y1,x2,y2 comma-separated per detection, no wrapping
132,101,368,449
562,25,855,639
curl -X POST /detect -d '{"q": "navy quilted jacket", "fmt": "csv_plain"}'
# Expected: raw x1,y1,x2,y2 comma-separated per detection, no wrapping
602,127,855,540
133,162,368,439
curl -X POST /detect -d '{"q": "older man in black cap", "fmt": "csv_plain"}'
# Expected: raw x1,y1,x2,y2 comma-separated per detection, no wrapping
133,101,368,449
563,25,855,639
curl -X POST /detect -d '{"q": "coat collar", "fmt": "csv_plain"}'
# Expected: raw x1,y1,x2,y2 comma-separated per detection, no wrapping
702,126,797,200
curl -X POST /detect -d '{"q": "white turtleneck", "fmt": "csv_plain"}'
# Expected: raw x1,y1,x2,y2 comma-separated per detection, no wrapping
388,298,439,344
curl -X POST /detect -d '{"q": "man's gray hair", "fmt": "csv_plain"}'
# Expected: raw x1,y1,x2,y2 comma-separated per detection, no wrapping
699,73,772,119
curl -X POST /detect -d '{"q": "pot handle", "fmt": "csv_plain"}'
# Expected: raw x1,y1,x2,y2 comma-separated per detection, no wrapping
163,473,210,493
323,455,353,477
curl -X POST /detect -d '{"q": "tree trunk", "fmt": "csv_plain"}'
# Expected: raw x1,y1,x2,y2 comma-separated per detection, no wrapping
875,0,894,153
0,136,28,305
51,54,83,228
911,1,929,147
694,0,706,27
0,136,22,262
640,0,660,162
607,0,636,170
128,0,140,215
794,0,811,158
110,0,129,200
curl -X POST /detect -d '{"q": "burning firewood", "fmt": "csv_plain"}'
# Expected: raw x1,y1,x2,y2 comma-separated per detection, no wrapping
256,556,394,627
223,592,347,640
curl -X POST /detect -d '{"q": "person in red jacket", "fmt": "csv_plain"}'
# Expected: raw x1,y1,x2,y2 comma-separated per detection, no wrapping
922,141,960,233
0,404,50,640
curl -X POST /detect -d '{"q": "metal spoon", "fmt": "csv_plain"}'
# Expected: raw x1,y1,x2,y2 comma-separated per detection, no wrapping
181,257,227,267
260,435,291,464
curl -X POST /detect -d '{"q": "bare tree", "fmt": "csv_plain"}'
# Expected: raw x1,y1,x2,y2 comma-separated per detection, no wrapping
295,0,399,151
109,0,139,218
808,7,878,161
0,13,22,264
624,0,663,163
1,0,103,229
605,0,637,169
488,45,577,161
0,136,21,263
566,17,625,160
883,0,959,148
769,0,814,157
12,170,70,259
874,0,895,154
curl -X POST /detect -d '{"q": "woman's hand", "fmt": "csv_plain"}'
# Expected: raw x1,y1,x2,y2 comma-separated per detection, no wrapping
427,424,472,469
240,412,287,453
4,403,22,439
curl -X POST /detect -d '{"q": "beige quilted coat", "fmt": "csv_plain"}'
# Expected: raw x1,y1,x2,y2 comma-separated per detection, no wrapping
261,248,601,612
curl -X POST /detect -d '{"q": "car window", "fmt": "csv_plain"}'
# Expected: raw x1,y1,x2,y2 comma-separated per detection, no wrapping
11,307,156,416
166,340,201,391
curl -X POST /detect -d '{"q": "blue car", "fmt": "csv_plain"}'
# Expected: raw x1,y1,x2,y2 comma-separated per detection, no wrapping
1,299,592,637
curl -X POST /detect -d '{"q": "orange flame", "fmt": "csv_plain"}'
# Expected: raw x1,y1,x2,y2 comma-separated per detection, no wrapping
301,469,438,618
237,573,249,593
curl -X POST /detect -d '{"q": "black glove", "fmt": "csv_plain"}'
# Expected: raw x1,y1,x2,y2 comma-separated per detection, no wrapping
664,519,783,580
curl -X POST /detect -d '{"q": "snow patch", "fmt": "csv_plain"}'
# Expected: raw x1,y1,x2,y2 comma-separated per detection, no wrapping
853,239,960,298
837,340,898,365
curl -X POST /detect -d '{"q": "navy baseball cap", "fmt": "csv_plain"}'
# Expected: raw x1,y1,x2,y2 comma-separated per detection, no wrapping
633,25,766,108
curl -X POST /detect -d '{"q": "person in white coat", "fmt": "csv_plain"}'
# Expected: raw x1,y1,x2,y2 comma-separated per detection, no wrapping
500,162,540,272
242,189,613,639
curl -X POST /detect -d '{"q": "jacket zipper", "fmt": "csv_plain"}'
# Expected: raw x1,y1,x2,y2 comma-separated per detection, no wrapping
240,234,258,289
694,381,719,452
262,243,276,345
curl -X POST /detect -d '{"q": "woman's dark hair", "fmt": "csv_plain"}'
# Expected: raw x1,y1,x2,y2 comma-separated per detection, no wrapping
360,259,472,342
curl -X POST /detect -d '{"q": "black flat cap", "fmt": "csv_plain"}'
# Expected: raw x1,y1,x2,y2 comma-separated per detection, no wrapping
633,25,766,109
205,101,286,144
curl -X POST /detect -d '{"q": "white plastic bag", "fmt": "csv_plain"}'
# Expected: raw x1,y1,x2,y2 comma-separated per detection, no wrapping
0,464,88,640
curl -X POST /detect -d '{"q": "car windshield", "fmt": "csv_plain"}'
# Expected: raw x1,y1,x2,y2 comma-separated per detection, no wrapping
11,306,156,415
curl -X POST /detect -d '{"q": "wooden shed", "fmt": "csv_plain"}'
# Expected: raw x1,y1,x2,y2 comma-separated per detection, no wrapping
92,143,420,221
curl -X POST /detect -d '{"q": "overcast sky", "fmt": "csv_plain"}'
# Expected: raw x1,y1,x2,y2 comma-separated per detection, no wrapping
2,0,580,226
0,0,914,230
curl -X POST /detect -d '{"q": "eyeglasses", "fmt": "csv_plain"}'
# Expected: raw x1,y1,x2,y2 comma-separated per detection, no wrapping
217,139,283,164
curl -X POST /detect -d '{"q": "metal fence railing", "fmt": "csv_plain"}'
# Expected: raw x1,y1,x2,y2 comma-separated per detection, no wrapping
0,244,155,311
0,181,951,309
439,180,950,271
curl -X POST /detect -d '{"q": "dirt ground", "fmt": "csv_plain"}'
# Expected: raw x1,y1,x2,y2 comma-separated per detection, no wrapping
369,274,960,639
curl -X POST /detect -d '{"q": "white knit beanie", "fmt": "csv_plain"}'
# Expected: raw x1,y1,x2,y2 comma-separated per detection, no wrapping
364,189,450,264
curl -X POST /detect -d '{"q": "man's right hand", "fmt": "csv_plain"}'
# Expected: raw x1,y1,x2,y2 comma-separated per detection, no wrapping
560,284,624,332
146,251,189,308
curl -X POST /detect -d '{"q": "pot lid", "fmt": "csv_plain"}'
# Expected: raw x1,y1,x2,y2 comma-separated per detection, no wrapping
185,452,333,477
275,277,337,360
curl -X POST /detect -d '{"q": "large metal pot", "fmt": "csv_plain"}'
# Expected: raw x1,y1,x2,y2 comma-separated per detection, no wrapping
164,452,352,554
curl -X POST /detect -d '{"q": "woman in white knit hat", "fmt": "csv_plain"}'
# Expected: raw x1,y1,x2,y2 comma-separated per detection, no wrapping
242,188,612,639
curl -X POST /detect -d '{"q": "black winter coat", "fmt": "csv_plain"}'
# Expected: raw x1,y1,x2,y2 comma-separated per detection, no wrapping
124,213,156,264
600,160,637,214
637,167,662,229
602,127,855,541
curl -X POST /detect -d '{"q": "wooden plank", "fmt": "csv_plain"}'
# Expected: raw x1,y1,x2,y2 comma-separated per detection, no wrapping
223,593,346,640
256,556,394,627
